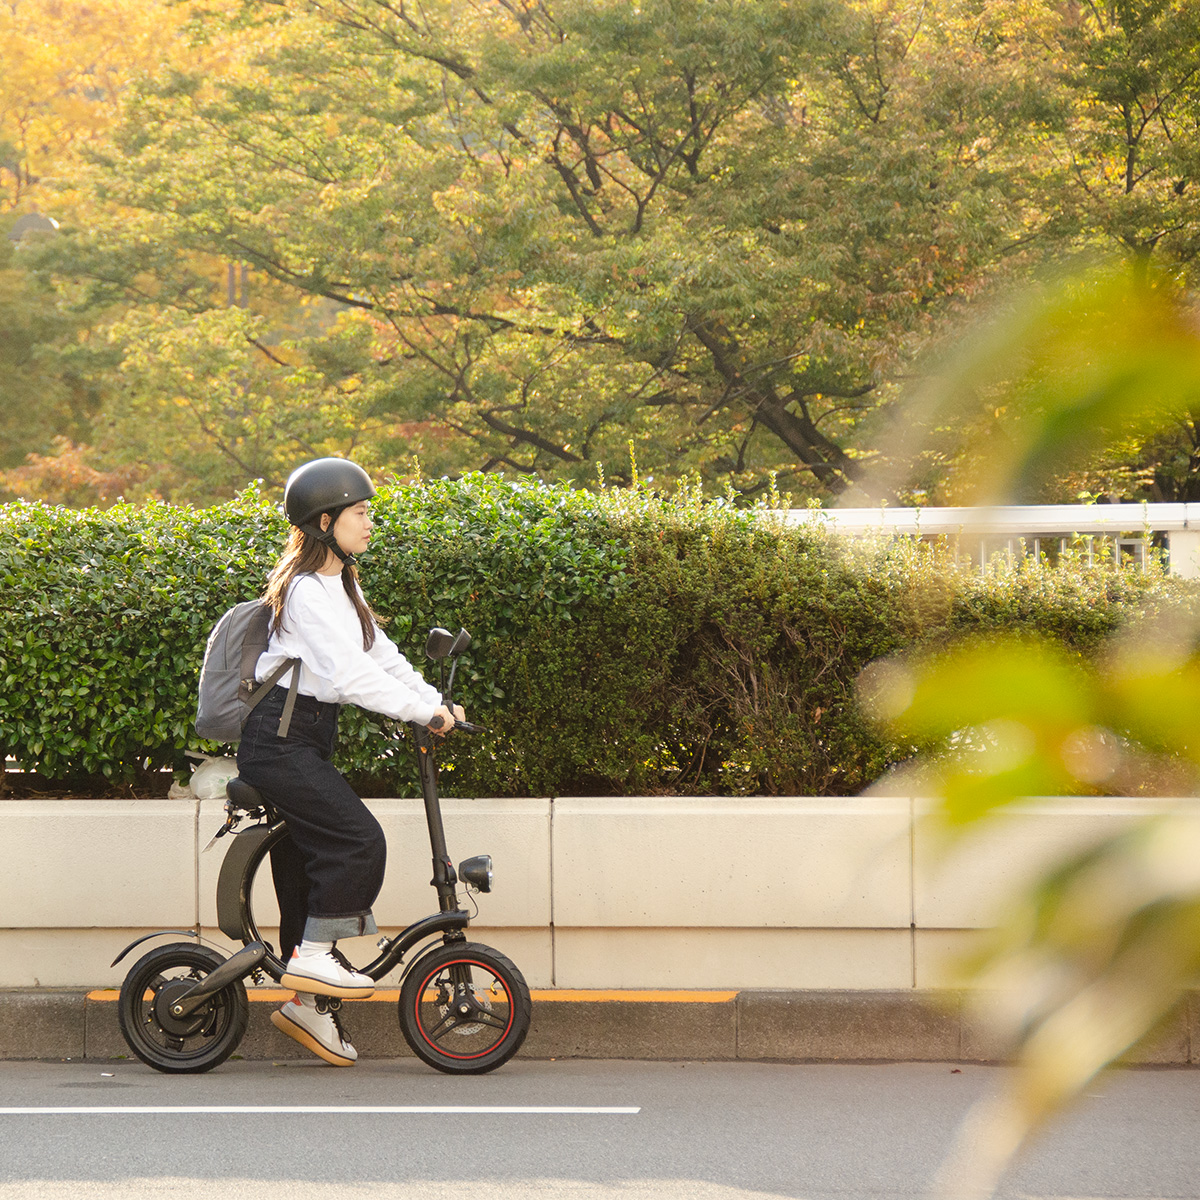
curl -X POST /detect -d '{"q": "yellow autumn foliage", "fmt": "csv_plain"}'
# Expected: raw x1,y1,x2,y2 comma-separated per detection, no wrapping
1,0,202,214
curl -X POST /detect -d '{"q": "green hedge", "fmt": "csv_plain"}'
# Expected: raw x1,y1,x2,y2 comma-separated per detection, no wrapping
0,478,1176,797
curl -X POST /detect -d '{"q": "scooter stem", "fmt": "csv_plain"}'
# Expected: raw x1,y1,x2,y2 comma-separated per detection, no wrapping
412,721,459,912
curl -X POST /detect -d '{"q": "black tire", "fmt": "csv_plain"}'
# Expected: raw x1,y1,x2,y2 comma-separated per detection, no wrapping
398,942,531,1074
117,943,249,1074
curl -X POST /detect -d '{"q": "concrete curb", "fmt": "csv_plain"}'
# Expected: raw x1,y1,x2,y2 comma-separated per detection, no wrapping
2,988,1197,1065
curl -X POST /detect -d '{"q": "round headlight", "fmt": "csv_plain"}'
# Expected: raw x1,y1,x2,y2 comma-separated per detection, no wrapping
458,854,493,893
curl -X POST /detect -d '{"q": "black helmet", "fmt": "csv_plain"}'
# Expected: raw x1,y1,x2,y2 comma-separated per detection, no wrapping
284,458,376,528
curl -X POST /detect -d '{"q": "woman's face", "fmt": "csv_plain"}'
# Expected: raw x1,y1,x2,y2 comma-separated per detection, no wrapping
328,501,373,557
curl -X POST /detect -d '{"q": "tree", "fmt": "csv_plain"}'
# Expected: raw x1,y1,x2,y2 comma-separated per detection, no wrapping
0,0,196,494
45,0,1056,501
0,0,188,212
93,304,411,503
22,0,1200,506
894,0,1200,504
1054,0,1200,273
0,219,113,486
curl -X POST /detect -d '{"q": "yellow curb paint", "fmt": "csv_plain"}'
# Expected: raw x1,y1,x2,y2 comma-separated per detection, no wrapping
530,990,738,1003
87,988,400,1003
88,988,737,1004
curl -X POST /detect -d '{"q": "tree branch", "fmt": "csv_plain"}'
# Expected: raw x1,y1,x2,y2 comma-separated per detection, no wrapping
478,409,583,462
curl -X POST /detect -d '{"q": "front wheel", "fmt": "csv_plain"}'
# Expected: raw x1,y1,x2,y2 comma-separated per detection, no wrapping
398,942,531,1074
117,942,249,1074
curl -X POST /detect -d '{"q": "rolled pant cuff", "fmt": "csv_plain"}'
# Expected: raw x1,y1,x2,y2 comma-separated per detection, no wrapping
304,913,379,941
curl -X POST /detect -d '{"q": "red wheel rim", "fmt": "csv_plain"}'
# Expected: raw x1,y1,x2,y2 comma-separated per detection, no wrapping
412,957,516,1060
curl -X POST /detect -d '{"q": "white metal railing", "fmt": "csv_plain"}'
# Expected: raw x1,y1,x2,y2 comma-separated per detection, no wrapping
781,503,1200,578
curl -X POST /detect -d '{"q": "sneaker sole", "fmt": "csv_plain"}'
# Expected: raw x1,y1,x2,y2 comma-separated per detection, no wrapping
270,1008,356,1067
280,969,375,999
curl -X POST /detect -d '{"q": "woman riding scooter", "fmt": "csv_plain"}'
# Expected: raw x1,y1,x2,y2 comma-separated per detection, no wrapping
236,457,462,1066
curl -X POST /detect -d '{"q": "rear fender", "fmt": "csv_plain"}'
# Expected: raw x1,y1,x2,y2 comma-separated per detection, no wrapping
216,820,288,943
110,931,199,968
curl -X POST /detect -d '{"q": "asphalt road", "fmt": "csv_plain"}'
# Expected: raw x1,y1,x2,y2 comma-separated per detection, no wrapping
0,1058,1197,1199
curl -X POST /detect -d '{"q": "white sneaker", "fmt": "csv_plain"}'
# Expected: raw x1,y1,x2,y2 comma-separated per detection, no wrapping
280,944,375,999
270,995,357,1066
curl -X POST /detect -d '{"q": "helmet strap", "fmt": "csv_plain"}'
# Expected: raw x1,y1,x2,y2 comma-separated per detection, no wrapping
300,521,356,569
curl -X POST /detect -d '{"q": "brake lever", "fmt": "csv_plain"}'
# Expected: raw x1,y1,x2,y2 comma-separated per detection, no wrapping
454,720,487,735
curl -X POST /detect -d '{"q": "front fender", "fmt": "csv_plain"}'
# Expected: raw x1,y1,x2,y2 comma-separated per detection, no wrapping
110,930,199,968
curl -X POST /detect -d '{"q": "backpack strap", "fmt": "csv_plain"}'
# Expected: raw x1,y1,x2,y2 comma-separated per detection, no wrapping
276,664,300,739
242,656,302,738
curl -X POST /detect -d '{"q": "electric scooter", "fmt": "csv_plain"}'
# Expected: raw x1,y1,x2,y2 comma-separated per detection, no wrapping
112,626,531,1075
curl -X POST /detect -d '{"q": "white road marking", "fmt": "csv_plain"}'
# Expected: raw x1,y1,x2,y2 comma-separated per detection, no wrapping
0,1105,640,1116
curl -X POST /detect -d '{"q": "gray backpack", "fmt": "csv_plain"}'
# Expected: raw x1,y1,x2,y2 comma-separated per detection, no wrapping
195,600,300,744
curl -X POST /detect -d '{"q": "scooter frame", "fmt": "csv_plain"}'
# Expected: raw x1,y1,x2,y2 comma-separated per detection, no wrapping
211,718,478,980
113,627,530,1072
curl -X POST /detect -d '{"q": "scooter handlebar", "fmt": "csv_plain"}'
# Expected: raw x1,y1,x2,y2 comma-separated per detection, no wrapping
404,718,487,736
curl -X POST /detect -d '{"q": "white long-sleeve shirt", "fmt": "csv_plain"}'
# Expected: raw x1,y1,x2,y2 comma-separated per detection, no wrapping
256,572,442,725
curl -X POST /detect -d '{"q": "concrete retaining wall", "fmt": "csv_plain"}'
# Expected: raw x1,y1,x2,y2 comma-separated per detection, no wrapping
3,794,1194,991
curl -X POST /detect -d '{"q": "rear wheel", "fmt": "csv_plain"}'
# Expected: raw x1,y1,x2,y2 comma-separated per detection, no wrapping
398,942,531,1074
117,943,248,1074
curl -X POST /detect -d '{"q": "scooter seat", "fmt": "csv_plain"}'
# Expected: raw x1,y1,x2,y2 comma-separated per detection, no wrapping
226,777,266,811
